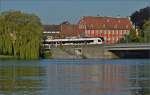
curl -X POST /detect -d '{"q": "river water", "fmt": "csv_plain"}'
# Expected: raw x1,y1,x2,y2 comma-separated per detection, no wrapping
0,59,149,95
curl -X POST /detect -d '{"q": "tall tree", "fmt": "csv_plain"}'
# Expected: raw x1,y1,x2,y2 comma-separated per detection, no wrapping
130,6,150,29
143,20,150,43
0,11,43,59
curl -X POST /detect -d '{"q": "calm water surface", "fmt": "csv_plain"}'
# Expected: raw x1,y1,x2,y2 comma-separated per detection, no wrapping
0,59,149,95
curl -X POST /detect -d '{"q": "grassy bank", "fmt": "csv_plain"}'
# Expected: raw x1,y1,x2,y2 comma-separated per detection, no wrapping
0,55,17,60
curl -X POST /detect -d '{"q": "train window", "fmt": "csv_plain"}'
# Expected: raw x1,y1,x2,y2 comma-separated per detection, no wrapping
98,39,101,42
99,37,104,41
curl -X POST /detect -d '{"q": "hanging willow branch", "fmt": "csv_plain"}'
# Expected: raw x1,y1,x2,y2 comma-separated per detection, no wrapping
0,11,43,59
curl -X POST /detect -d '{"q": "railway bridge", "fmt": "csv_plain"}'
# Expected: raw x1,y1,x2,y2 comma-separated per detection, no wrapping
104,43,150,58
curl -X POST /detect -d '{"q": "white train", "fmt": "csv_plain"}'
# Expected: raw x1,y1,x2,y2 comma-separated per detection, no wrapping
43,37,104,46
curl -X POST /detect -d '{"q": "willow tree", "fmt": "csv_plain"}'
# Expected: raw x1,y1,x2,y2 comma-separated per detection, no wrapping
0,11,43,59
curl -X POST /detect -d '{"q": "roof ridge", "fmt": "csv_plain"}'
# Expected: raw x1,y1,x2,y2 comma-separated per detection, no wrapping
82,16,129,19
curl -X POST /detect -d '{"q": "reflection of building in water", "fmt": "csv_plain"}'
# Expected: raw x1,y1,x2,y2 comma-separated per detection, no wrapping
47,64,82,95
47,63,130,95
79,64,129,95
0,63,45,95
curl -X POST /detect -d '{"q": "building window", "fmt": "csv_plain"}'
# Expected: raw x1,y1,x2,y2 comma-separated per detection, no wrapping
123,30,126,34
126,25,129,29
79,25,86,29
119,30,122,35
91,30,94,35
103,24,106,28
112,30,114,34
47,36,53,40
116,30,118,34
87,30,90,36
90,24,94,28
116,37,118,41
107,38,110,41
107,19,110,22
86,30,90,35
104,30,107,34
108,30,110,34
96,30,99,35
126,30,130,35
114,25,117,28
100,30,102,34
97,30,99,35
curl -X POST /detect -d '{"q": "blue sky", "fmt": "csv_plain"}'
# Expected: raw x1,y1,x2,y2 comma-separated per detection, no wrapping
0,0,149,24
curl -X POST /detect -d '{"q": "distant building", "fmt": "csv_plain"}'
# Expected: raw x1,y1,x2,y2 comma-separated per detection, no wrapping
60,23,80,38
78,16,133,44
43,25,61,39
43,16,133,44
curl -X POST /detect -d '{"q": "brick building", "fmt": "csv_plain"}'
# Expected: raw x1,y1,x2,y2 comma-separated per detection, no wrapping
78,16,133,44
60,23,80,38
43,16,133,44
43,24,81,39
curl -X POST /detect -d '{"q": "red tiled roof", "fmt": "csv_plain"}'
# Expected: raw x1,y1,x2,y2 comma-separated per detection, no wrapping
79,16,132,30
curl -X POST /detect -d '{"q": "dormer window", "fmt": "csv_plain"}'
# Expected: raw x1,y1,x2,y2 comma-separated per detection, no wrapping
79,25,86,29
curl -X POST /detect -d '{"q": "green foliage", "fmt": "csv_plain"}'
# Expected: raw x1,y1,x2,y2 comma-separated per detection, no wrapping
43,51,52,59
129,6,150,43
128,28,138,42
130,6,150,29
143,20,150,43
121,28,144,43
0,11,43,59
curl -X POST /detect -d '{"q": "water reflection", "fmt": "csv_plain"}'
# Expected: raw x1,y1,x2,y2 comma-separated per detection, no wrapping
0,61,46,95
129,62,150,95
0,59,149,95
46,59,150,95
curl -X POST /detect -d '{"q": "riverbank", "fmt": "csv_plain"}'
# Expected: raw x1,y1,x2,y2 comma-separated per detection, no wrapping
0,55,17,60
1,44,149,60
45,45,118,59
43,44,150,59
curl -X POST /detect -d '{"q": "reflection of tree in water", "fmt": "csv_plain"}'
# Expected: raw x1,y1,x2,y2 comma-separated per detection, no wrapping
129,63,150,95
0,63,45,95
